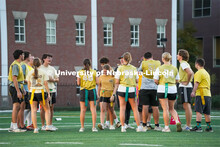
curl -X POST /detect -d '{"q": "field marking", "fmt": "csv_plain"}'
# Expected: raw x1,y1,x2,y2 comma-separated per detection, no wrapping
119,143,162,146
45,142,83,145
0,142,11,144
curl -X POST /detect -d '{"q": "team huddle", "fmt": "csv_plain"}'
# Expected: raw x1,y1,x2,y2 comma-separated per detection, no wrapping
8,49,213,133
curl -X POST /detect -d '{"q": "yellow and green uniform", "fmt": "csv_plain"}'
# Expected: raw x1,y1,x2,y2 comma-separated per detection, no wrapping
194,69,211,97
99,75,115,97
8,60,24,88
142,60,161,79
158,64,178,86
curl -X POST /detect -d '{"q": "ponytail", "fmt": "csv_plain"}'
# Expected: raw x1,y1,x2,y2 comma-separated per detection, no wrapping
33,58,41,79
83,59,91,72
34,66,38,79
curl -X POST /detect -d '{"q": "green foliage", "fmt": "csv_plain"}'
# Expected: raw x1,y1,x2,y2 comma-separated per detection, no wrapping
177,22,202,72
212,95,220,109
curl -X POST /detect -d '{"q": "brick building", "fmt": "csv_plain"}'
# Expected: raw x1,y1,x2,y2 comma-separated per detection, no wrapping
0,0,177,107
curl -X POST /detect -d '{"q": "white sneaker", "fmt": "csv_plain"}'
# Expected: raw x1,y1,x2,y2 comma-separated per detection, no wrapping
98,124,104,130
121,126,126,132
104,123,109,129
154,126,163,131
8,128,13,132
127,124,135,129
182,125,191,131
115,122,121,128
109,125,115,130
34,128,39,133
51,125,58,130
46,125,56,131
79,128,85,132
11,128,27,132
41,126,46,131
124,124,128,130
136,126,147,132
143,126,148,131
162,128,171,132
92,128,98,132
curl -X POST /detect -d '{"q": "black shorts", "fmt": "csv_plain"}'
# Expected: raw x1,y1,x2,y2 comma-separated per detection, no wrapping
80,89,97,102
138,105,142,112
117,92,135,99
31,93,48,102
48,93,56,105
24,92,30,109
100,97,110,103
157,93,177,100
9,86,23,104
195,96,211,115
139,90,159,106
178,87,192,104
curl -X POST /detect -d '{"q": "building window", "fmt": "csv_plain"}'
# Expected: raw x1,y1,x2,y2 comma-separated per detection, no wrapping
14,19,25,43
76,22,85,45
130,25,139,47
214,36,220,67
157,25,166,47
46,20,56,44
193,0,211,17
103,24,113,46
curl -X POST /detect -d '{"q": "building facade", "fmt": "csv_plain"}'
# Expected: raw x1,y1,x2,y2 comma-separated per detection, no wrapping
1,0,175,107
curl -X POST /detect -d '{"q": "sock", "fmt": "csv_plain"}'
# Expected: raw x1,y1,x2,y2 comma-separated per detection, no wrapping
196,121,201,128
27,111,32,126
147,122,151,127
105,121,110,125
143,123,147,127
155,124,159,127
165,126,169,129
206,122,211,128
114,118,119,124
13,123,18,129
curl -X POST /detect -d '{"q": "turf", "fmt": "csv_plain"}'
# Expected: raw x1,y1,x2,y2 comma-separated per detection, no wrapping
0,110,220,147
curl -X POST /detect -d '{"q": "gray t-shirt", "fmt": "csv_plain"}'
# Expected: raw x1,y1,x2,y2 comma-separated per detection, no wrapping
9,64,23,88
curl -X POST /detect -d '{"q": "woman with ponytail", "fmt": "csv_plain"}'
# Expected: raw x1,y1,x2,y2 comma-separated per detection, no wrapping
153,52,182,132
77,59,98,132
113,52,145,132
26,58,54,133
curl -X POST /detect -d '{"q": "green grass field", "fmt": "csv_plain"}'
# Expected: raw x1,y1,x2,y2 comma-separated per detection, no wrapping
0,110,220,147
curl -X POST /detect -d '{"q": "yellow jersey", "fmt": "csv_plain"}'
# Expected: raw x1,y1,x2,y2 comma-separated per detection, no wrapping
78,69,97,90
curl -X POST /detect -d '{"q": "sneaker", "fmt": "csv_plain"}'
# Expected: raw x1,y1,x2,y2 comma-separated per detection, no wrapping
79,128,85,132
162,128,171,132
104,123,109,129
147,125,154,130
92,128,98,132
41,126,46,131
121,126,126,132
190,126,203,132
51,125,58,130
127,124,135,129
154,126,163,131
115,122,121,128
27,124,34,130
19,126,27,131
143,126,148,131
46,125,56,131
98,124,104,130
136,126,147,132
11,128,27,132
176,123,182,132
205,127,213,132
8,128,13,132
182,125,191,131
109,125,115,130
34,128,39,133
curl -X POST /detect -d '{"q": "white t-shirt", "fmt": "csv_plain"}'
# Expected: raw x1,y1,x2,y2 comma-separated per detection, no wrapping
153,68,180,93
179,62,193,88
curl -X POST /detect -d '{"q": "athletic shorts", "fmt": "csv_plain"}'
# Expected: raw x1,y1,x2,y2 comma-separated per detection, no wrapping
48,93,56,105
100,97,110,103
138,105,142,112
117,92,135,99
31,93,48,102
80,89,97,102
195,96,211,115
157,93,177,100
178,87,192,104
9,86,23,104
24,92,30,109
139,90,159,106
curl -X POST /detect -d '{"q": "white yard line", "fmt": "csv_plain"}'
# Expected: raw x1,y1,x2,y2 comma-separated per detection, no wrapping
0,142,11,144
45,142,83,145
119,143,163,146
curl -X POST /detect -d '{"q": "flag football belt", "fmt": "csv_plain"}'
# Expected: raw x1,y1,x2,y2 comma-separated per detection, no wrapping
199,87,209,105
85,89,96,107
30,89,45,105
125,87,136,102
164,83,178,99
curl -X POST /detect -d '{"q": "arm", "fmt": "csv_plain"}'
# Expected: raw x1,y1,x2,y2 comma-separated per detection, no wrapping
191,82,199,97
44,81,51,100
27,81,31,92
48,77,59,82
12,75,22,99
77,77,80,86
154,79,159,85
97,82,101,99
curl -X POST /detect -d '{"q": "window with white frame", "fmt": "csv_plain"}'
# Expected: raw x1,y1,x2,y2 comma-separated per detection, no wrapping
130,25,139,47
103,24,113,46
193,0,211,17
46,20,56,44
214,36,220,67
76,22,85,45
157,25,166,47
14,19,25,43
